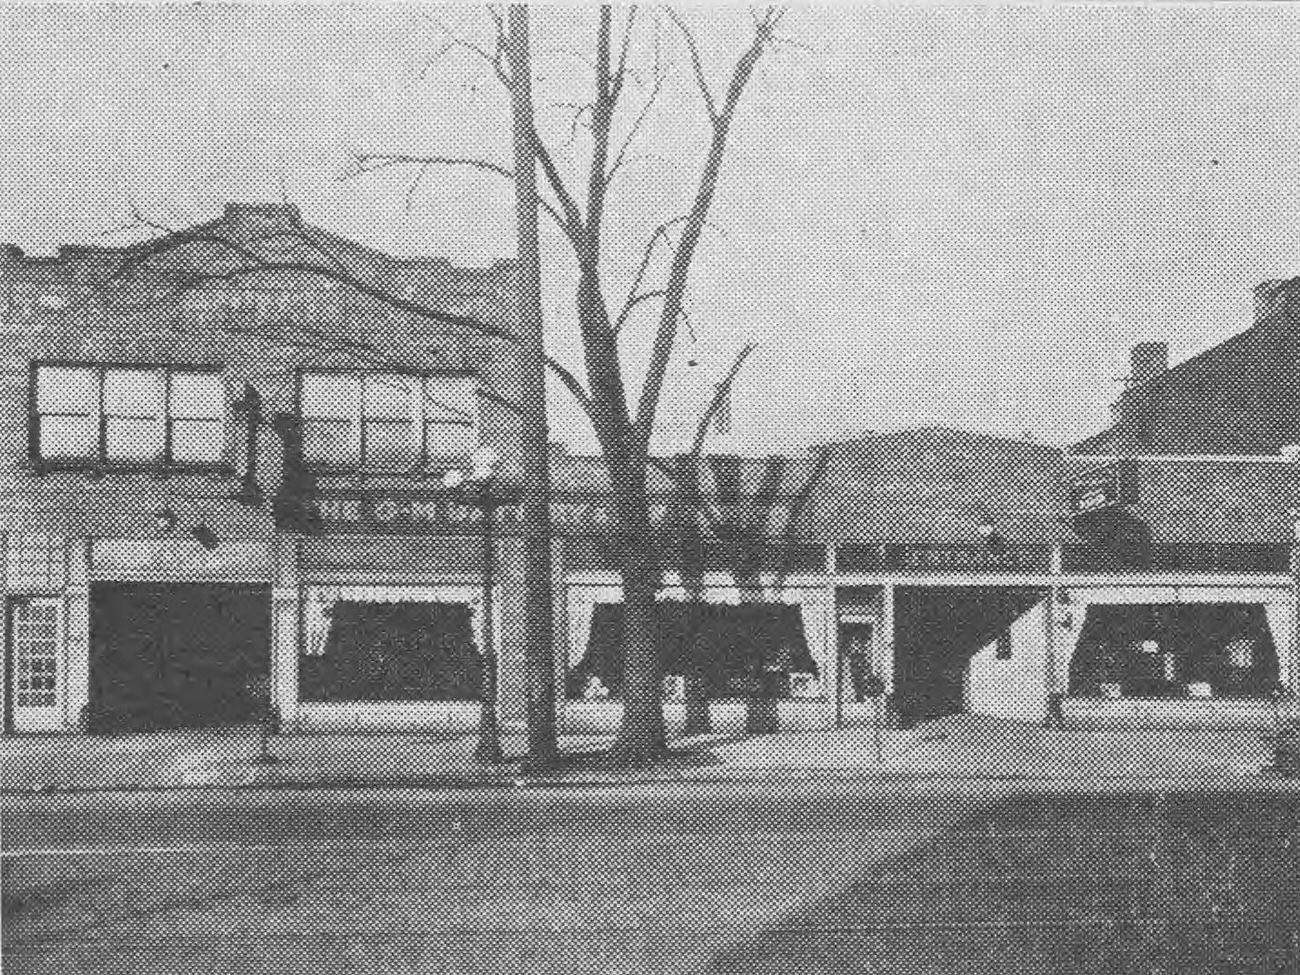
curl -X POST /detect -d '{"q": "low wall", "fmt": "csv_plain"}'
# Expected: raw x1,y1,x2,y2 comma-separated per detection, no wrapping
1063,697,1279,729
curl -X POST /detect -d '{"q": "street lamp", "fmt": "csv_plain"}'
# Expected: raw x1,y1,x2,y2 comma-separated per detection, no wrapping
443,446,508,765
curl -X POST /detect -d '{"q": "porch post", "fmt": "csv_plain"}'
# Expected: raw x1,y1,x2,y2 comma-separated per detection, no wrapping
271,535,301,729
825,544,840,729
880,582,896,723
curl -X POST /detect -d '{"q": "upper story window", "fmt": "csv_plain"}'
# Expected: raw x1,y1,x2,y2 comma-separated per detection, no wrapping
299,371,478,470
32,364,226,468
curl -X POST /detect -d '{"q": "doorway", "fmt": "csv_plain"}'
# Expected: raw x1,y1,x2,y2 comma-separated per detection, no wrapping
88,584,270,732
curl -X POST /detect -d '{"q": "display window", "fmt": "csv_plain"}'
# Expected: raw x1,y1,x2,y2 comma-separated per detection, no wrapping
299,592,482,702
1067,603,1280,699
567,601,819,701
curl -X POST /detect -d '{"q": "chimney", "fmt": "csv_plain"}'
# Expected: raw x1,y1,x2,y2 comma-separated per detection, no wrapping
1128,342,1167,387
1253,278,1300,325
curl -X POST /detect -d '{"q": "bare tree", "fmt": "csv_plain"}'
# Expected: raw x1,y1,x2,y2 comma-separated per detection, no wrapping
361,5,788,762
83,4,789,765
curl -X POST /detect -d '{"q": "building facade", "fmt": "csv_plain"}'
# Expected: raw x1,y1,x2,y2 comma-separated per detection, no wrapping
1063,276,1299,726
3,209,1295,736
1,204,528,734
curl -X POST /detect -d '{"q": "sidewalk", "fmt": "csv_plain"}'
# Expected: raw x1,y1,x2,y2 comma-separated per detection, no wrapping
1,714,1292,795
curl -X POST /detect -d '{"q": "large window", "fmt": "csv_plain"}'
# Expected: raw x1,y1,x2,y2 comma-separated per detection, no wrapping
568,601,817,700
299,371,478,470
33,364,225,467
299,597,482,702
1067,603,1280,699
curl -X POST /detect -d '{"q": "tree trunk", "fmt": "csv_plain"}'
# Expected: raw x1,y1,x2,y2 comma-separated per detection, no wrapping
610,528,667,763
506,3,557,766
681,597,711,736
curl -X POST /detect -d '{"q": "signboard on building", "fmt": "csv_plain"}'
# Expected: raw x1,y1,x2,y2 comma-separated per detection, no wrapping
298,493,799,537
838,543,1052,573
1070,460,1140,514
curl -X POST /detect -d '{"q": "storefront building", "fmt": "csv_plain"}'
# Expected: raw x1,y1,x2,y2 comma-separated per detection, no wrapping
4,207,1293,737
1059,278,1300,726
1,204,524,734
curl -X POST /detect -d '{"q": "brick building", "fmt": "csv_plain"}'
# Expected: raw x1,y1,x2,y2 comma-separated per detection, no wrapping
0,204,530,734
1061,277,1299,725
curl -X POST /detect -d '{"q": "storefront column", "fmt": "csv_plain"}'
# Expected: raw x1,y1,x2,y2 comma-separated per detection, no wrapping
271,536,301,727
879,583,896,715
826,545,841,727
62,539,91,731
1291,534,1300,690
1045,544,1062,724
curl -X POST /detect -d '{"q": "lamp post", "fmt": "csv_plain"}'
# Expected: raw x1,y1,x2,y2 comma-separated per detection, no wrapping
443,447,509,765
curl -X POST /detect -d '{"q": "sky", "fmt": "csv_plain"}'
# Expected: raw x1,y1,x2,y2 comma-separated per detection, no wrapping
2,3,1298,455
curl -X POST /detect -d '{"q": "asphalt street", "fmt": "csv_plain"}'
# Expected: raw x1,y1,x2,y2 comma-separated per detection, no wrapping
3,780,1298,974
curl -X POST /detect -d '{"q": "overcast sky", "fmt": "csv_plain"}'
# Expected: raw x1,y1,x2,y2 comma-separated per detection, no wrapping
2,3,1298,454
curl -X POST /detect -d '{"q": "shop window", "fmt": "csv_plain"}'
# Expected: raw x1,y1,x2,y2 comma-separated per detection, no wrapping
9,598,61,711
299,371,477,471
568,601,817,700
299,599,481,702
32,364,225,468
1067,603,1279,700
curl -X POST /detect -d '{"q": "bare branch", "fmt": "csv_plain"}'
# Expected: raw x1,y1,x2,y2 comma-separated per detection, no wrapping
612,289,664,335
418,10,511,88
94,215,599,427
665,9,717,125
347,152,512,183
345,152,571,238
605,65,664,191
532,132,587,248
608,7,638,108
633,15,775,449
689,343,755,459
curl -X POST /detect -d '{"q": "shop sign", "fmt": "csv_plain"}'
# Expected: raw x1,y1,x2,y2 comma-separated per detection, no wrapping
882,544,1051,572
304,493,798,537
1071,460,1140,514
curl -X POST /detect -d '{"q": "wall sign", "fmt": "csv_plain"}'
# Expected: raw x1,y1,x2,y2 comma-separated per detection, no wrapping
1071,460,1140,514
840,544,1052,572
301,493,799,537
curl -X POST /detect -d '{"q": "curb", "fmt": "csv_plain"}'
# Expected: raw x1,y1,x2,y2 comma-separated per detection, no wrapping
6,765,1299,798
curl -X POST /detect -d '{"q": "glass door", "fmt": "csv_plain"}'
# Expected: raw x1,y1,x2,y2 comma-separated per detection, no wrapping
8,598,63,732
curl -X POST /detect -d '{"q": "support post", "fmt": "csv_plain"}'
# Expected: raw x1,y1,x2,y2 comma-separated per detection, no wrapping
475,487,504,764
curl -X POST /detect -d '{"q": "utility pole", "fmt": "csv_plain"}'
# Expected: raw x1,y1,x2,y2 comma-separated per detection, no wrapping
506,4,557,764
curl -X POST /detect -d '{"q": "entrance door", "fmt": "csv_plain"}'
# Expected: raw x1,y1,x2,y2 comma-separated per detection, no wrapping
89,584,270,732
838,620,876,703
7,598,64,733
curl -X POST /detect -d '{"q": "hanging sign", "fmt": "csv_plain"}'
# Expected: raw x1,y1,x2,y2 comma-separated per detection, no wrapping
1071,460,1140,514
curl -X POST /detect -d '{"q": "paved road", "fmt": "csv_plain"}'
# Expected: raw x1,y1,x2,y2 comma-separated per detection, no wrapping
3,781,1298,974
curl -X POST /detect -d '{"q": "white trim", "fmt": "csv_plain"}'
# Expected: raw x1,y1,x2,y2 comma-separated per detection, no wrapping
1068,453,1299,464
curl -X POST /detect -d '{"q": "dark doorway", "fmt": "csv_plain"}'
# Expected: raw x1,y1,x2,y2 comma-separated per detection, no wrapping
893,587,1044,727
89,584,270,732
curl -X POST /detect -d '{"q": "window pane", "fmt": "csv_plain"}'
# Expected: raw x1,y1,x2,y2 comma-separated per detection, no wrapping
301,373,358,419
425,420,478,460
422,376,476,425
104,369,162,417
365,420,418,468
36,367,97,413
106,418,163,460
170,372,224,419
364,374,415,420
303,419,358,466
171,419,224,463
39,416,97,459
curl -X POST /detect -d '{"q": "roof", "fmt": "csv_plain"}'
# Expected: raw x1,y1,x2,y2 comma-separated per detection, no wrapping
1074,276,1299,455
550,428,1068,544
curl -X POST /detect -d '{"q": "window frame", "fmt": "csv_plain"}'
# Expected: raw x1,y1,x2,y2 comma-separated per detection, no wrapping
29,361,229,473
296,368,480,473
